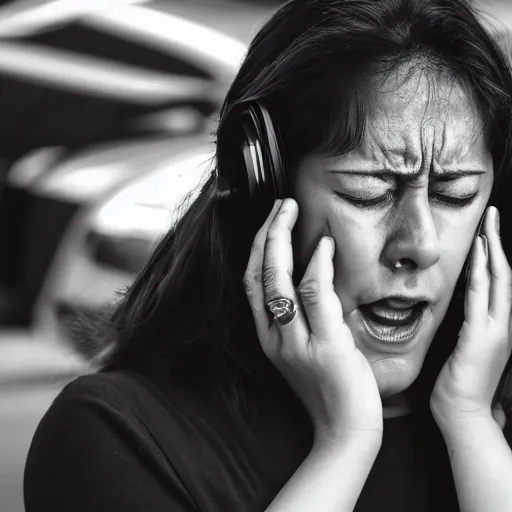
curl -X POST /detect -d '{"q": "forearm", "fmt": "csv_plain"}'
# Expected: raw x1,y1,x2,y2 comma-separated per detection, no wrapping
265,435,380,512
441,416,512,512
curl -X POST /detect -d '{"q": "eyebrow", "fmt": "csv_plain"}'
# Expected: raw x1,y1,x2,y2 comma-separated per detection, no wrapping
327,169,487,181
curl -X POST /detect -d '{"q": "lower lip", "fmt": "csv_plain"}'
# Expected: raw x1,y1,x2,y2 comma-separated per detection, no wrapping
359,303,427,345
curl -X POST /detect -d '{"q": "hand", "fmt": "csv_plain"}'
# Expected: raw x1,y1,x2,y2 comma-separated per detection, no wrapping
243,198,383,447
430,206,512,431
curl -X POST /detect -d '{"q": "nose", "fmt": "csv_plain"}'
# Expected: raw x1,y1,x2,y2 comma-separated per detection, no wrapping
384,193,441,271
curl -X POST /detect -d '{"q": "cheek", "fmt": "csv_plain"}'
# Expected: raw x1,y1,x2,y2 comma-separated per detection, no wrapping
293,182,337,269
292,200,328,274
438,225,475,293
437,207,486,284
330,217,376,270
328,210,381,307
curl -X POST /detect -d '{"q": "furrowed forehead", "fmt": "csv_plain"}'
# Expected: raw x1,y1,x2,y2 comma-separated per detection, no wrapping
358,63,488,168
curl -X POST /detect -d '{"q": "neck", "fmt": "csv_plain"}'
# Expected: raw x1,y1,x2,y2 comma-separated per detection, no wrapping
382,391,415,418
383,404,413,418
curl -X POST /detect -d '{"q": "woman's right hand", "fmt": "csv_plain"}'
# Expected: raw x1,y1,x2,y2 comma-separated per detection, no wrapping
243,198,384,447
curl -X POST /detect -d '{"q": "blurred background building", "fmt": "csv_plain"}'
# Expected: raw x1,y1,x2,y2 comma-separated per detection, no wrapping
0,1,510,511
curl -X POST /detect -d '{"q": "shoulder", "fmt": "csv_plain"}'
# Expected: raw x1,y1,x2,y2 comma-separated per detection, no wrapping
35,367,208,440
25,369,169,460
28,366,244,459
32,369,151,434
25,367,213,470
54,368,150,402
49,369,153,412
24,369,199,511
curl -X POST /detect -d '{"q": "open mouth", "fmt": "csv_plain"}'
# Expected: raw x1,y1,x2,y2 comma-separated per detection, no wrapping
359,300,427,343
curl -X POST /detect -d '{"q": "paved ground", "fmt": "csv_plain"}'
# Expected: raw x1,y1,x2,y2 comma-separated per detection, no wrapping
0,330,89,512
0,379,77,512
0,330,88,385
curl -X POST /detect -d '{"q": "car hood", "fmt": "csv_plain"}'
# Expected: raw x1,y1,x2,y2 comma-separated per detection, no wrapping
19,134,213,203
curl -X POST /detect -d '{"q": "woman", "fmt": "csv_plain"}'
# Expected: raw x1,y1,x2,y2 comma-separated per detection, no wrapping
24,0,512,510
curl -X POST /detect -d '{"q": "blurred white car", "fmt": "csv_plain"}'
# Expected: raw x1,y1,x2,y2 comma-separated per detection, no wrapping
33,148,213,354
1,0,246,326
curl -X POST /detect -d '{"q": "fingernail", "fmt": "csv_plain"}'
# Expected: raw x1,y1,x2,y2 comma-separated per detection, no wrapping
464,242,475,297
477,209,488,235
480,234,488,259
480,234,491,274
495,208,500,236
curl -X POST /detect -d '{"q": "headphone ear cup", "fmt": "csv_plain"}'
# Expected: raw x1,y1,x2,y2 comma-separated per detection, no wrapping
241,117,262,197
240,103,287,199
258,105,287,198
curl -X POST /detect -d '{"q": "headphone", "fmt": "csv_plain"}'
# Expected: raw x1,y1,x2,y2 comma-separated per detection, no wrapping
237,102,289,199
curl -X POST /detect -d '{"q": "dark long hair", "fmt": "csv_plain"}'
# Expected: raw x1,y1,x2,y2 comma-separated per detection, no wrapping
84,0,512,414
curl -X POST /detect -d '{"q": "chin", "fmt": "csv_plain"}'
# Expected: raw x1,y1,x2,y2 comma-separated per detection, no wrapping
370,356,423,398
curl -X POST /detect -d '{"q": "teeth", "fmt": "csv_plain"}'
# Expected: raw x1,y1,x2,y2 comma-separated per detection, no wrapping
368,305,414,321
381,299,419,310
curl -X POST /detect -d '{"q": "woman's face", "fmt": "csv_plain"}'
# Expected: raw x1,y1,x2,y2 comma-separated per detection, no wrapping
293,66,494,401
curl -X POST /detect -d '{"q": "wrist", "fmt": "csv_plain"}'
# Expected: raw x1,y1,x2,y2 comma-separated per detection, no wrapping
436,412,499,444
313,426,382,457
430,397,492,432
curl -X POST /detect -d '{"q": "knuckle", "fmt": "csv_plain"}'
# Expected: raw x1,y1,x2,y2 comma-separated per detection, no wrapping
264,231,280,252
489,318,506,340
297,279,321,307
469,274,487,294
262,266,279,291
279,340,302,362
242,273,255,297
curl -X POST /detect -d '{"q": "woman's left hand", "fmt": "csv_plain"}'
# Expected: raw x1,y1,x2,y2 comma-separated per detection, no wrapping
430,206,512,431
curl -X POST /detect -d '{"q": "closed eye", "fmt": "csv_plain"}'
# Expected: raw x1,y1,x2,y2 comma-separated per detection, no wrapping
332,190,479,208
430,192,478,207
332,191,393,208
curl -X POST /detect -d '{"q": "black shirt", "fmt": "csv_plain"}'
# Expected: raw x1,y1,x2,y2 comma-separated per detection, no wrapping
24,366,512,511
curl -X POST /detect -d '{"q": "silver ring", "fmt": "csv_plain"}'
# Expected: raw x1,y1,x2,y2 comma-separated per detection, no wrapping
266,297,297,326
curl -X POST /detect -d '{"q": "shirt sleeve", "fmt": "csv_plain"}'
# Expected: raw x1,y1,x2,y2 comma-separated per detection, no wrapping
23,377,198,512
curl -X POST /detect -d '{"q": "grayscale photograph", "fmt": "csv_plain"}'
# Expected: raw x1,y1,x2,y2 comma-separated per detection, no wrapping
1,0,512,511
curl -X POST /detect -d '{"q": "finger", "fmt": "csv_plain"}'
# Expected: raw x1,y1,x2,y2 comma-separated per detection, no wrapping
262,198,310,342
244,199,284,340
297,236,348,346
485,207,512,324
465,234,490,327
